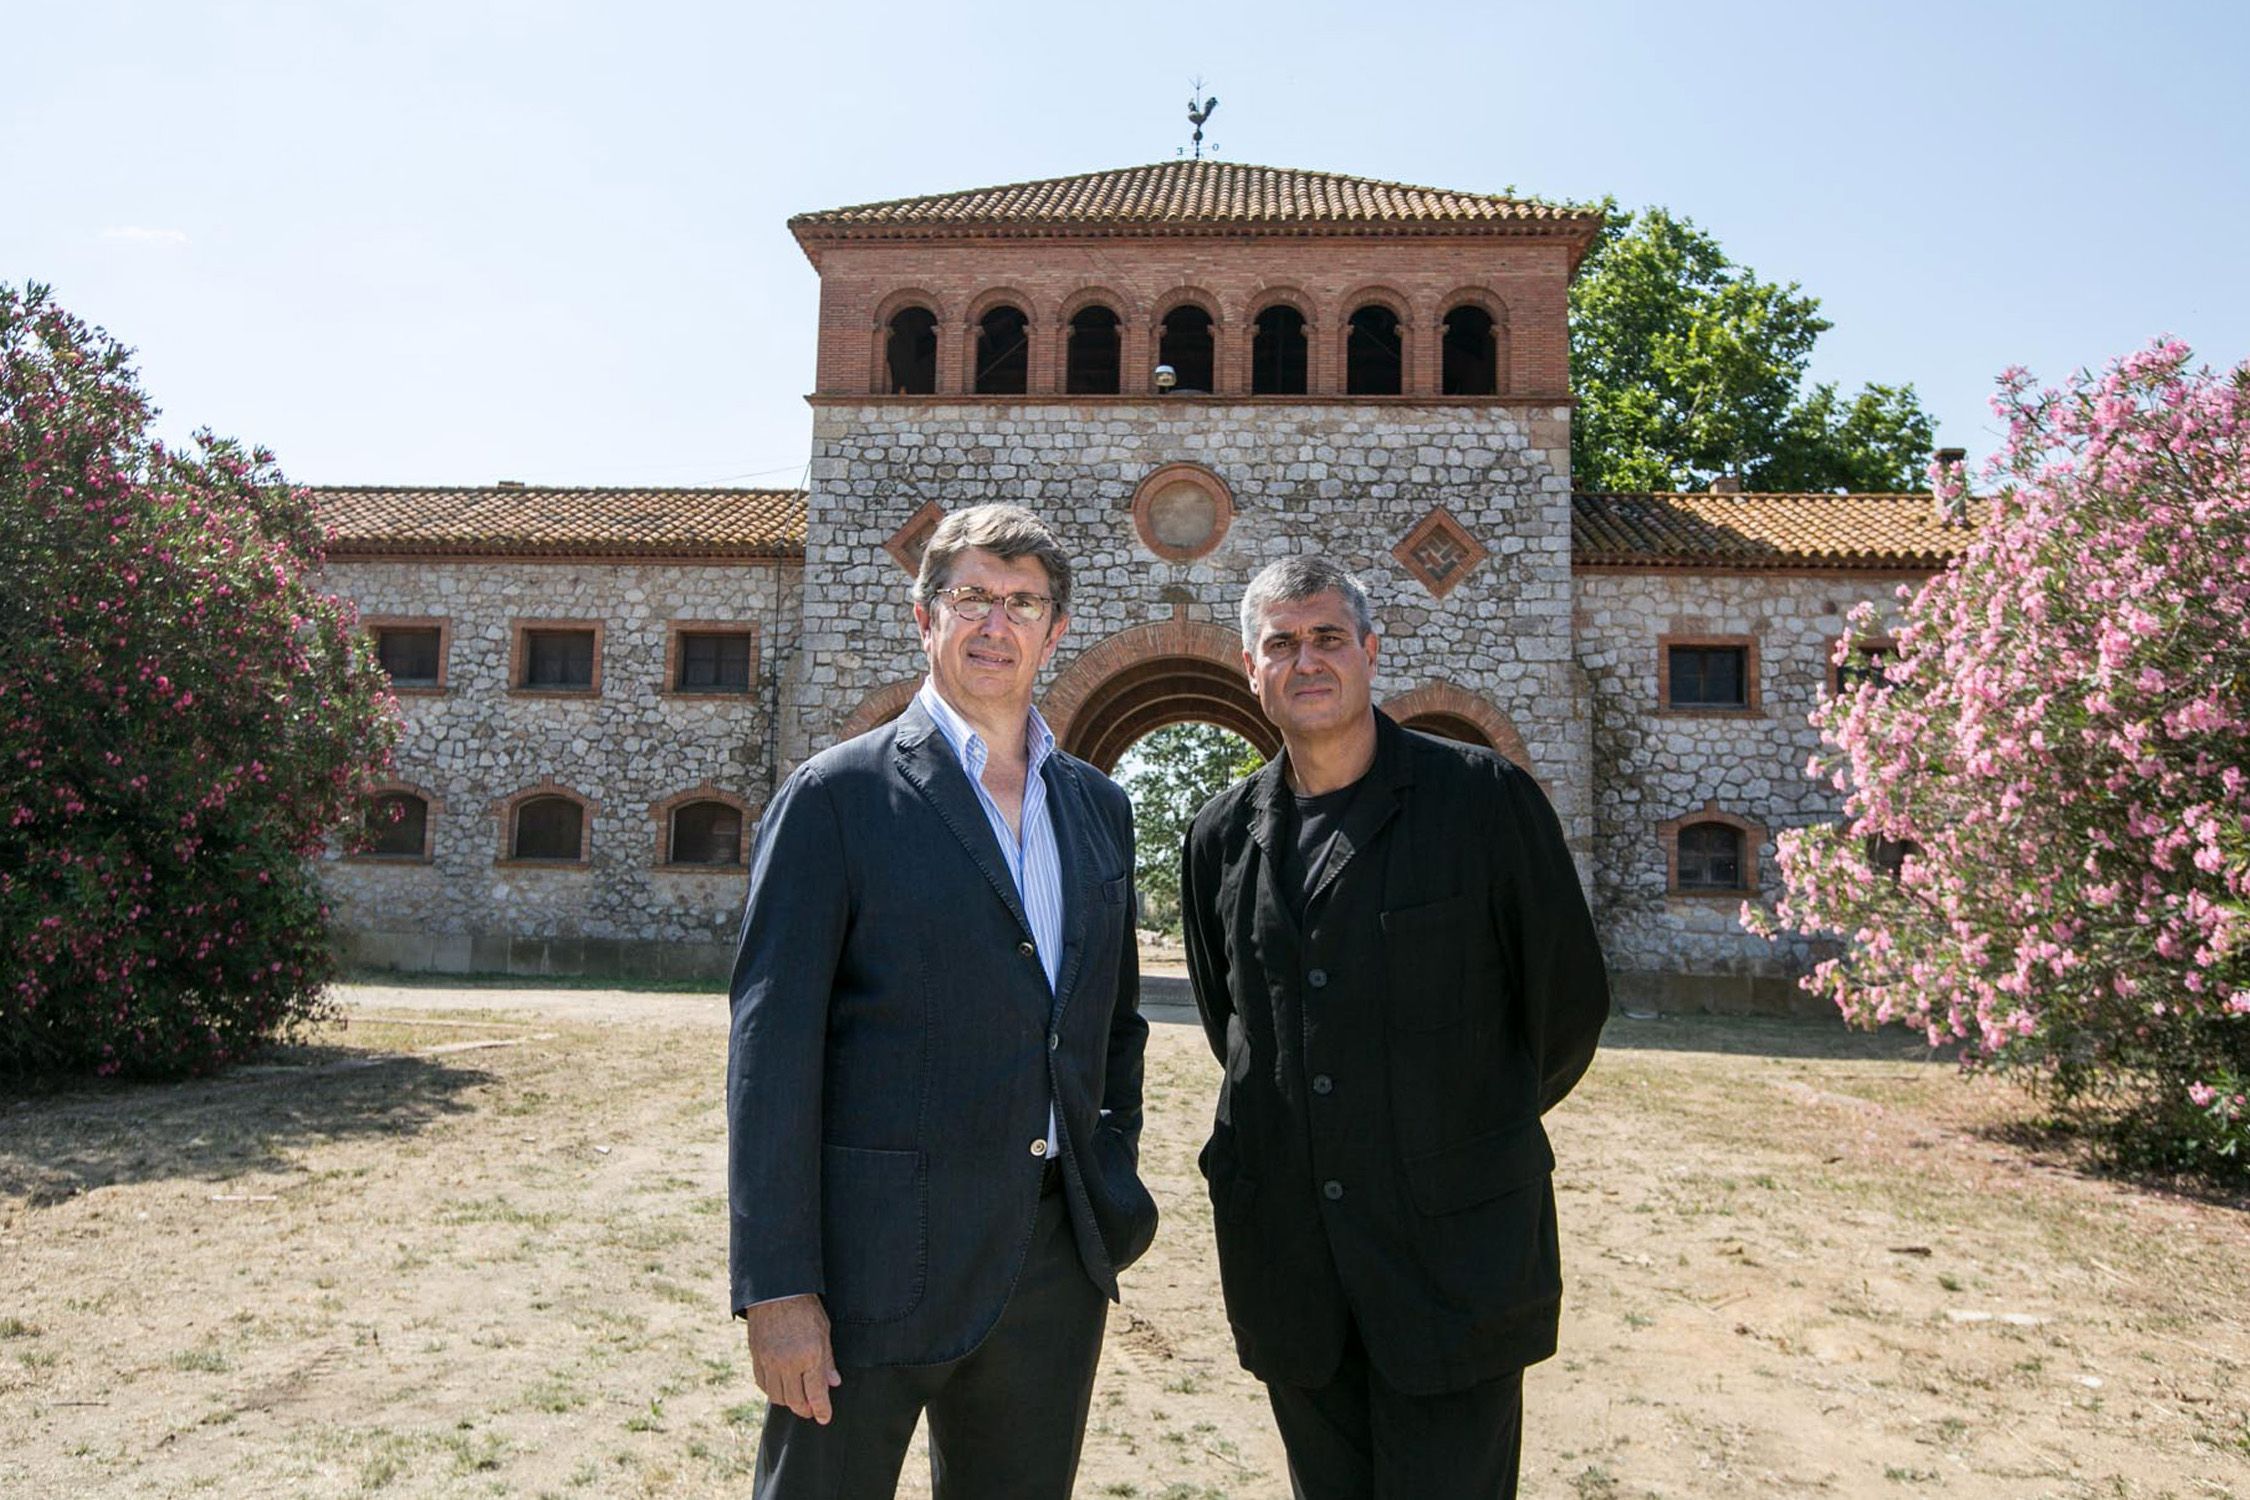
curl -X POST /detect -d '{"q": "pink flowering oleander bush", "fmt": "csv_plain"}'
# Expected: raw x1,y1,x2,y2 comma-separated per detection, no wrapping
0,283,400,1078
1744,341,2250,1177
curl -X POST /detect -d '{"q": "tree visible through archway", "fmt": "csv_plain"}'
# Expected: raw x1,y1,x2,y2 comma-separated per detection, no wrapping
1113,723,1262,934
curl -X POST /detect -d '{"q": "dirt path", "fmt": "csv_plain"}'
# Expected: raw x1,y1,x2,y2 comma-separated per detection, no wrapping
1,987,2244,1498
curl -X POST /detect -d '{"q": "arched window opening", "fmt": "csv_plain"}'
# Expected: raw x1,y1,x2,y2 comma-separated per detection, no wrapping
884,306,938,394
513,796,584,863
670,800,745,866
1399,713,1491,749
1065,305,1120,395
1158,305,1214,393
364,792,428,858
1441,305,1498,396
1251,305,1308,395
1677,822,1744,891
974,305,1029,395
1346,305,1402,395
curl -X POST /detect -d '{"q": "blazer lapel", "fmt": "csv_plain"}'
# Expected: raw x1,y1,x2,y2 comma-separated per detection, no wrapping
1304,712,1414,909
893,703,1034,941
1043,757,1096,1016
1244,758,1301,937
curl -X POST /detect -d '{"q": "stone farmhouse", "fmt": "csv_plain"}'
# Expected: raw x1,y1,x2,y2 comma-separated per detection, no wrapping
313,160,1968,1010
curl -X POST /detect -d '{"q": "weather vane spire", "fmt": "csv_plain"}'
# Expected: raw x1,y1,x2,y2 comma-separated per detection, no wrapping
1186,81,1218,161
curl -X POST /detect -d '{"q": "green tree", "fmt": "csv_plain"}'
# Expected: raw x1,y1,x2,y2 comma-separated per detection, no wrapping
0,282,401,1078
1115,724,1262,932
1569,204,1935,493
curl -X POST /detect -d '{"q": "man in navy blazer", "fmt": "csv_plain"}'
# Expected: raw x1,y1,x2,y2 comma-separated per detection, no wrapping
728,503,1157,1499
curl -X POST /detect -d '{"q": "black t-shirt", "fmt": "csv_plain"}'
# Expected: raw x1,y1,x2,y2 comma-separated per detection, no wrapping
1279,772,1367,923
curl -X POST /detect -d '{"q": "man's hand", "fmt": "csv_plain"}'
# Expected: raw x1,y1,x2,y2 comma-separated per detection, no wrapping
742,1293,841,1425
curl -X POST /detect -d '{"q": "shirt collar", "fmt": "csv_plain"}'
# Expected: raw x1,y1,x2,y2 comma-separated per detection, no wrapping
916,677,1055,775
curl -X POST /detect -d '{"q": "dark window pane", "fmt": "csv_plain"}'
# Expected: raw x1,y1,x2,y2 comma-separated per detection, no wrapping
377,627,441,685
1678,823,1743,890
1346,306,1402,395
1837,646,1894,694
670,801,743,865
1669,646,1747,707
1158,305,1213,393
974,305,1029,394
1065,306,1120,395
678,632,752,691
525,630,595,688
365,792,427,857
885,307,937,394
1441,306,1497,395
514,797,583,861
1252,305,1308,395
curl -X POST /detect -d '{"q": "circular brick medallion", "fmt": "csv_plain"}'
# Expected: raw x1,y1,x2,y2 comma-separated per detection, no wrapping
1130,463,1233,562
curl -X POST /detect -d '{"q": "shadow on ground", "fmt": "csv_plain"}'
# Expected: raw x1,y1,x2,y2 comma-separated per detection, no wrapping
0,1052,495,1207
1596,1011,1961,1063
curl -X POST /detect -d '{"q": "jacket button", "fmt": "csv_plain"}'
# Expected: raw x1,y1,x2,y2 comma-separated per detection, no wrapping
1030,1139,1049,1157
1311,1074,1333,1095
1048,1033,1060,1052
1018,940,1037,958
1322,1180,1344,1201
1307,968,1328,989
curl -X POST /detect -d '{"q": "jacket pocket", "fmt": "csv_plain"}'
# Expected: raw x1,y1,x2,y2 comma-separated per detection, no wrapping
1198,1133,1259,1224
819,1144,927,1324
1380,893,1472,1031
1401,1118,1553,1215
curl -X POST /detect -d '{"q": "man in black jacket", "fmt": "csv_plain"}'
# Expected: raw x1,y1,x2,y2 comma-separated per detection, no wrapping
1181,555,1610,1499
729,504,1157,1499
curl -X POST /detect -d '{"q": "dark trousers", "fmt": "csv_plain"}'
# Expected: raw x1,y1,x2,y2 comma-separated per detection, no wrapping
753,1176,1105,1500
1266,1320,1524,1500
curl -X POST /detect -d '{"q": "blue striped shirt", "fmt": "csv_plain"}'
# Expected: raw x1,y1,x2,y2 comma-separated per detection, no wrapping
916,678,1062,1151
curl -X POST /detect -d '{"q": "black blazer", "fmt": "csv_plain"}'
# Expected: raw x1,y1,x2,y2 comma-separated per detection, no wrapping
727,699,1157,1368
1181,712,1610,1395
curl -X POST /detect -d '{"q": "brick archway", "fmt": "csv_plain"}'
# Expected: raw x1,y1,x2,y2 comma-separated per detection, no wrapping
1043,618,1277,774
1380,680,1535,774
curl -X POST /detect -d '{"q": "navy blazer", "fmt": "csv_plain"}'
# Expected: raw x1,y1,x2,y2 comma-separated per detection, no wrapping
727,699,1157,1368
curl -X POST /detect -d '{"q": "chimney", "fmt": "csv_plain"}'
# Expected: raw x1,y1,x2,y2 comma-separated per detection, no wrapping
1931,448,1968,526
496,479,526,490
1708,475,1742,495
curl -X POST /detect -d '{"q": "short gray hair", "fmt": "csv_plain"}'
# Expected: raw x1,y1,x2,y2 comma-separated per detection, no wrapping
912,504,1072,615
1239,556,1374,648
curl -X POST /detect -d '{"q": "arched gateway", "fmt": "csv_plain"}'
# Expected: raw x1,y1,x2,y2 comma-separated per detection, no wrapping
1043,618,1275,772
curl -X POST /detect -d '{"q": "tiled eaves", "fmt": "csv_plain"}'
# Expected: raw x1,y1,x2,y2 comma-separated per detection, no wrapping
1570,492,1980,572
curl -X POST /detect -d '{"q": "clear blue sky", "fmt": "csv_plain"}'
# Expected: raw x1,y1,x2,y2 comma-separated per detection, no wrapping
7,0,2245,489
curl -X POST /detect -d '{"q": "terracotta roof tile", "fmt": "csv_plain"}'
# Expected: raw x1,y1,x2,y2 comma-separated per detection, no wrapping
791,161,1599,240
314,485,805,561
1572,491,1977,571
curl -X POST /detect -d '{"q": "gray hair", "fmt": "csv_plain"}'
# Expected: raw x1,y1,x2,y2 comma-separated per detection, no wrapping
912,503,1072,615
1239,556,1375,648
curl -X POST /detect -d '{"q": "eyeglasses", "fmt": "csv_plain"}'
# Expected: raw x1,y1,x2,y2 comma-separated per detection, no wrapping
931,586,1057,626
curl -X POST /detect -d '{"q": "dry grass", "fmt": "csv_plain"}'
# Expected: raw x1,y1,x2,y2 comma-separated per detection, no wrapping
0,992,2245,1498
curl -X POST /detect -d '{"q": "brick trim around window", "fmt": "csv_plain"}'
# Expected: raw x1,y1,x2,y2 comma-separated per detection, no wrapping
650,786,758,870
509,620,605,697
1656,633,1762,715
365,616,452,695
663,621,760,698
1657,800,1766,899
494,783,599,868
344,781,443,863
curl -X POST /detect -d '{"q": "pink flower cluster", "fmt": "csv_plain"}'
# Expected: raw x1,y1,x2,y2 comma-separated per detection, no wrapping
1745,341,2250,1149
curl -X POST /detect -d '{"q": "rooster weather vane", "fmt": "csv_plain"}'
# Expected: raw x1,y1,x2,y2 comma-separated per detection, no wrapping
1185,86,1218,160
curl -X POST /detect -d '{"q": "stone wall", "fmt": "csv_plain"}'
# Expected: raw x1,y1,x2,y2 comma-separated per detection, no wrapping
792,397,1596,852
1574,569,1917,1011
317,558,797,977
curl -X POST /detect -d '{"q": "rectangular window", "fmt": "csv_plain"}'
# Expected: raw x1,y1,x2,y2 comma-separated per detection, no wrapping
677,632,753,693
375,627,441,685
524,629,596,690
1835,643,1895,695
1667,645,1748,708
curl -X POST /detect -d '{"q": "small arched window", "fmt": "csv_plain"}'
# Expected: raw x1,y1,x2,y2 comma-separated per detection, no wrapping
669,800,745,867
1346,305,1402,395
1158,304,1214,393
513,795,585,862
1398,713,1492,749
1441,305,1498,396
1251,305,1308,395
1676,823,1744,891
884,306,938,395
364,791,428,858
1065,305,1120,395
974,305,1029,395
